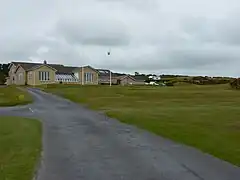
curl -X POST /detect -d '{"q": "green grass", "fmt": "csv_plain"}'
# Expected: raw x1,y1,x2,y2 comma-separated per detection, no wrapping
43,84,240,166
0,117,42,180
0,86,32,106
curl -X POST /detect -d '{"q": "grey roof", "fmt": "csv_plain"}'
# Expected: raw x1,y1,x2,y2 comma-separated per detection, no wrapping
97,69,111,75
55,66,78,74
27,64,58,71
97,69,126,77
12,62,41,70
83,66,99,73
12,62,64,71
11,62,102,75
11,61,79,74
132,75,148,81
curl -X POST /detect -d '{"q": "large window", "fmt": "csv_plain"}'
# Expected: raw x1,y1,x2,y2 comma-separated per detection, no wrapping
55,74,78,82
28,72,32,80
84,72,93,82
39,71,50,81
18,72,23,81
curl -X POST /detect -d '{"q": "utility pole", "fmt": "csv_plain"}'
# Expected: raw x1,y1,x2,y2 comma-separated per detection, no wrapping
110,70,112,87
33,71,35,87
107,49,111,87
82,66,84,85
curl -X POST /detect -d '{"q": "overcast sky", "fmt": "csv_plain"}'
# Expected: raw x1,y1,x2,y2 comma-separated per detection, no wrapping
1,0,240,76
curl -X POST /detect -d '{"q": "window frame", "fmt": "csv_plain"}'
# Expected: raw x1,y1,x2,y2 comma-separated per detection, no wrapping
18,72,23,81
39,71,50,81
84,72,93,82
28,72,33,80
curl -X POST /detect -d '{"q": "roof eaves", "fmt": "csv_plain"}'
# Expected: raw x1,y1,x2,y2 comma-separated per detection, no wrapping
8,63,16,69
14,64,25,73
119,75,136,81
84,65,98,73
26,64,57,72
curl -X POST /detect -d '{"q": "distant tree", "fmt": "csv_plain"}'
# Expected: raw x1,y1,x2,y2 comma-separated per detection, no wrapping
0,63,9,84
135,72,139,76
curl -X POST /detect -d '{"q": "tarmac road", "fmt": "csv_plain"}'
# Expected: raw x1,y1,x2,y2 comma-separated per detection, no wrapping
0,88,239,180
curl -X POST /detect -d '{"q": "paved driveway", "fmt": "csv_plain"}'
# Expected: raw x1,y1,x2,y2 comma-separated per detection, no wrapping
0,88,239,180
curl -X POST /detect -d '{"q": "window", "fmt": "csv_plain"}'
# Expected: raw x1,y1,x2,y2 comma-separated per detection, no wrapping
39,71,50,81
84,72,93,82
55,74,78,82
18,73,23,81
28,72,32,80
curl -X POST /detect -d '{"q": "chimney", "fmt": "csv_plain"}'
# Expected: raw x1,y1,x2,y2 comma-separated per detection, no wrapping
43,60,47,64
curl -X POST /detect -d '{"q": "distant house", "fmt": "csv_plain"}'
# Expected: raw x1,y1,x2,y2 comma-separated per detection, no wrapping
116,75,136,85
97,69,113,84
97,69,122,85
8,61,99,86
97,69,136,85
132,75,148,85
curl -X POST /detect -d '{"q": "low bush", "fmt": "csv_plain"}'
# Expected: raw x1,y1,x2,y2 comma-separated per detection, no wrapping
230,78,240,89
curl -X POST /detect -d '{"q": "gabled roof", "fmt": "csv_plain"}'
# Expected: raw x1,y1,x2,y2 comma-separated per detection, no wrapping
12,62,39,71
73,66,99,73
84,65,99,73
11,62,64,71
10,61,98,74
119,75,136,81
26,64,57,72
132,75,148,81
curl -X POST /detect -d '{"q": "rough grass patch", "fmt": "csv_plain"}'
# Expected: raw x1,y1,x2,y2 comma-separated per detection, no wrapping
0,86,32,106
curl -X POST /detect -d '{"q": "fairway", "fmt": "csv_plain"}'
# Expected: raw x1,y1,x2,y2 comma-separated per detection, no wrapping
43,84,240,166
0,86,33,106
0,117,42,180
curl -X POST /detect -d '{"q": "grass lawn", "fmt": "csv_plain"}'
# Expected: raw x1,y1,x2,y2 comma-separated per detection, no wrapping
0,86,32,106
0,117,42,180
43,84,240,166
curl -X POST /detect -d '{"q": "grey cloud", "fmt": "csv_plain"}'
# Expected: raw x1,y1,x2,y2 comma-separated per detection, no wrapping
1,0,240,77
55,17,130,46
0,37,46,61
96,0,159,11
217,15,240,45
102,43,239,76
182,12,240,45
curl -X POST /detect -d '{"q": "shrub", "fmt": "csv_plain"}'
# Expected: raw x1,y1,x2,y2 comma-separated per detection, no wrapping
165,81,174,86
230,78,240,89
